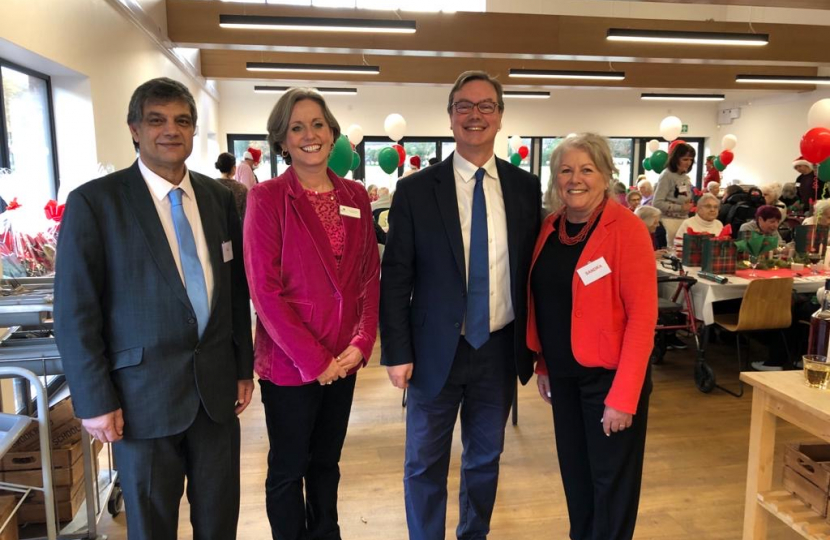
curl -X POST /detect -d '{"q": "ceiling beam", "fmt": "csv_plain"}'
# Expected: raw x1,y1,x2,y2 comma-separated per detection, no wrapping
623,0,830,9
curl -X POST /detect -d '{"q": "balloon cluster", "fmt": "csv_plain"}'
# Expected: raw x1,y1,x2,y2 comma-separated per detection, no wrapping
713,135,737,172
642,116,684,173
803,99,830,180
377,114,409,175
509,135,529,167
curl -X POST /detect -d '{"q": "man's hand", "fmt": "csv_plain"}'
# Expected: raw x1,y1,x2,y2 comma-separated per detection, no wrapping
235,379,255,415
317,359,348,386
386,363,413,389
536,374,551,405
82,409,124,443
335,345,364,372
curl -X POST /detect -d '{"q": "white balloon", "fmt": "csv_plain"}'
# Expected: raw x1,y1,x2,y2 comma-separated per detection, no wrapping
346,124,364,146
509,135,523,152
647,139,660,153
384,114,407,142
808,99,830,129
722,134,738,151
566,133,578,139
659,116,683,142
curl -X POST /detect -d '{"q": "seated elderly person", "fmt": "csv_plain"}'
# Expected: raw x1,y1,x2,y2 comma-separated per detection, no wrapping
673,193,724,257
802,199,830,227
635,206,666,258
739,205,785,245
762,182,787,217
780,182,800,209
626,190,643,211
706,181,720,198
637,177,654,205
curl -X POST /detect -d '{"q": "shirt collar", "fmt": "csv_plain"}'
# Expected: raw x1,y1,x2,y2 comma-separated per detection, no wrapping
453,152,498,184
138,158,194,202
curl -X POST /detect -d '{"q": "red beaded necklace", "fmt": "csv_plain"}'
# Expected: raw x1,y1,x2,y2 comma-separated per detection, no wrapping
557,198,607,246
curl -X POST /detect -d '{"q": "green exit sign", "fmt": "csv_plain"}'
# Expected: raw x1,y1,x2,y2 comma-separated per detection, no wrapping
681,124,689,134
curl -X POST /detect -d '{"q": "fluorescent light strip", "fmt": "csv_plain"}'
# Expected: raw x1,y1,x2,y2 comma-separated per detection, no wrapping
607,28,768,46
736,74,830,85
504,91,550,99
254,85,357,95
641,93,725,102
219,14,416,33
247,62,380,75
509,69,624,81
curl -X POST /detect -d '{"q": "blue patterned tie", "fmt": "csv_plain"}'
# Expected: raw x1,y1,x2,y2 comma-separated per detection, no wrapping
465,168,490,349
168,188,210,338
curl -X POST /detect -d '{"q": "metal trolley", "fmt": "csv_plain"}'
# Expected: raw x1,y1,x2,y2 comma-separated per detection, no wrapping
0,277,122,539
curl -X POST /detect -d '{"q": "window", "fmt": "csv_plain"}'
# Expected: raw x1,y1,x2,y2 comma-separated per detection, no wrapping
226,134,282,180
0,60,59,204
506,137,532,174
354,136,455,189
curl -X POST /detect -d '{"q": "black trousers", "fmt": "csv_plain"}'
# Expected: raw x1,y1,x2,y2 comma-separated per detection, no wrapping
260,374,357,540
548,368,651,540
112,405,241,540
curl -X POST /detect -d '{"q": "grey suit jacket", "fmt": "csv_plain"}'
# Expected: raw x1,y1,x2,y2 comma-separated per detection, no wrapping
54,161,254,439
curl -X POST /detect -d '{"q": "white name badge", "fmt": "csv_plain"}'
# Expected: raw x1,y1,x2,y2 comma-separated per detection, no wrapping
222,241,233,263
339,205,360,219
577,257,611,286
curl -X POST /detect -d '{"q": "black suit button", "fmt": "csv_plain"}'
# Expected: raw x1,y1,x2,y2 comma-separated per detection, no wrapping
188,318,196,325
194,348,200,355
461,292,466,298
454,322,460,328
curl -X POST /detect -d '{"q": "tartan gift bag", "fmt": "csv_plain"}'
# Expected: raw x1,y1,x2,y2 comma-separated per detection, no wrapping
701,237,737,274
794,224,830,255
681,232,713,267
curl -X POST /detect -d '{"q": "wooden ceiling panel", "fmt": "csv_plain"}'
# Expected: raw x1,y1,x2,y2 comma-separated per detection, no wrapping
626,0,830,9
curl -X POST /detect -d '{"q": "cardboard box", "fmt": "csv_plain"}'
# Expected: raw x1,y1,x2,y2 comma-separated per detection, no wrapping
0,495,18,540
1,452,84,488
1,437,86,471
10,398,78,453
18,481,84,524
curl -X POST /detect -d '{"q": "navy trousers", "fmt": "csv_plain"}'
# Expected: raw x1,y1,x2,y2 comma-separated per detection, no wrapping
404,324,516,540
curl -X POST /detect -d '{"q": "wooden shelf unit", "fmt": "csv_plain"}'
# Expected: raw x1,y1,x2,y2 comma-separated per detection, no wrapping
758,490,830,540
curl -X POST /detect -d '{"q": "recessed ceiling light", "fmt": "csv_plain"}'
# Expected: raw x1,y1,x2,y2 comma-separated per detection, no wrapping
641,93,725,102
607,28,768,46
247,62,380,75
504,91,551,99
736,74,830,85
220,14,416,33
254,85,358,95
509,69,624,81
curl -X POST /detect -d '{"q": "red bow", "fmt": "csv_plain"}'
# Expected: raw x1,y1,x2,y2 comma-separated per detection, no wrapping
685,228,709,235
717,224,732,239
693,187,702,197
6,198,20,211
44,200,65,222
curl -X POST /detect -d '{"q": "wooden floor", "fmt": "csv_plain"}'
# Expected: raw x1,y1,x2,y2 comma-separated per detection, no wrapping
95,334,813,539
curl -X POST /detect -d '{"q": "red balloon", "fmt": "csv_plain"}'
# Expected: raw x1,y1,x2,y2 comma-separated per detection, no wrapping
518,145,529,159
719,150,734,166
668,139,686,153
801,127,830,164
393,144,406,167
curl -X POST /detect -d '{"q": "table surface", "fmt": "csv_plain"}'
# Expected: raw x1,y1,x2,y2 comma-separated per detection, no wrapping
740,371,830,427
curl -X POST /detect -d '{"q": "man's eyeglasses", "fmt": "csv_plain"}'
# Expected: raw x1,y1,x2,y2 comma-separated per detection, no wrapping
451,101,499,115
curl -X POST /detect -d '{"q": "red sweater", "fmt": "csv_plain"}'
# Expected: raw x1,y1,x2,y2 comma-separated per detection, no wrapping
527,200,657,413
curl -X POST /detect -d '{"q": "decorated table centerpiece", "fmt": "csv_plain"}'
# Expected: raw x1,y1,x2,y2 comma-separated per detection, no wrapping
735,231,779,277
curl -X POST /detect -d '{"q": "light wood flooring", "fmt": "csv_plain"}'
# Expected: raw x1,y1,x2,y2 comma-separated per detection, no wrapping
94,334,814,539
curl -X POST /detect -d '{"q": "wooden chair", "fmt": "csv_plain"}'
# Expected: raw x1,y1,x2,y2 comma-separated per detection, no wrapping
712,277,793,397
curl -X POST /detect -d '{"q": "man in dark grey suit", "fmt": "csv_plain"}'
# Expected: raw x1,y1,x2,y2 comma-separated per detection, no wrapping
54,78,254,540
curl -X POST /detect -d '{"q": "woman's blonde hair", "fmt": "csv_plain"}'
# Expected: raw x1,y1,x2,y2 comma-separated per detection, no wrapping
545,133,618,212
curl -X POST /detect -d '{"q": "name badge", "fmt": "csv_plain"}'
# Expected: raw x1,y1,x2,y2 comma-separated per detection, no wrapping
339,205,360,219
222,241,233,263
577,257,611,286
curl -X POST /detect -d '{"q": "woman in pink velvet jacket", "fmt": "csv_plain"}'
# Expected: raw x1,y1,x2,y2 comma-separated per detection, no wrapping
243,88,380,540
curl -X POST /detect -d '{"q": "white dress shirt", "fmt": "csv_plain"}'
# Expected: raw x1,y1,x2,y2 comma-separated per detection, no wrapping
138,158,214,308
453,152,514,333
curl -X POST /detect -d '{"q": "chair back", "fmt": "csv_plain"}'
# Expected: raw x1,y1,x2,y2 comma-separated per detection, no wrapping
734,277,793,331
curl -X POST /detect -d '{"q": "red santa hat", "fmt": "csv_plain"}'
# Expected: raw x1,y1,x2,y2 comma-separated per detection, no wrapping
793,156,814,171
243,147,262,164
409,155,421,169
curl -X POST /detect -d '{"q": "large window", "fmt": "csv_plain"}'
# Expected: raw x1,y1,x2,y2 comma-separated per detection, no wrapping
0,60,59,204
226,134,283,180
354,136,454,190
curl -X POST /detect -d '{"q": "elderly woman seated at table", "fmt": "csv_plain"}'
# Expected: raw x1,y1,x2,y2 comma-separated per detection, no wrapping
802,198,830,227
762,182,787,217
739,205,785,245
672,193,724,256
626,189,643,211
635,206,666,258
637,177,654,205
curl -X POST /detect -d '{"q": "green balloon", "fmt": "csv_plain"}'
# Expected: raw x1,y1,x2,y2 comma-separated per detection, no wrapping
350,152,361,172
378,147,400,174
510,153,522,166
819,157,830,181
714,156,726,172
650,150,669,174
642,157,652,171
328,135,353,177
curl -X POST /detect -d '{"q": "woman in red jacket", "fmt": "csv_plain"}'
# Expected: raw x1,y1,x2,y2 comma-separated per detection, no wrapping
527,133,657,540
243,88,380,540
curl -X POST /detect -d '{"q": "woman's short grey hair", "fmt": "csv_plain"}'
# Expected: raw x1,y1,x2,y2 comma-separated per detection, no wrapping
762,182,782,200
546,133,618,212
782,182,798,199
814,198,830,220
626,190,642,204
697,193,720,207
635,205,661,226
266,87,341,165
636,178,653,194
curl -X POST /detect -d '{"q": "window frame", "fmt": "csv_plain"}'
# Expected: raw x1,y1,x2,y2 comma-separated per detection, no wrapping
226,133,280,179
635,136,706,188
354,135,455,181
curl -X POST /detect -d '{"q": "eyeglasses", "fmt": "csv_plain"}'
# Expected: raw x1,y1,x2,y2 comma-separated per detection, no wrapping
451,100,499,115
699,204,719,210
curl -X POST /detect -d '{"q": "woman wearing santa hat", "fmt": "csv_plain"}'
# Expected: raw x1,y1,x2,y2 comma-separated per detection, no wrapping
235,146,263,189
401,155,421,178
794,156,818,209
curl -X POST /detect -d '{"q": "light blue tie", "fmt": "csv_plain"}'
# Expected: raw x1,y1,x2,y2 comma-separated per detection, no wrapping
169,188,210,338
465,168,490,349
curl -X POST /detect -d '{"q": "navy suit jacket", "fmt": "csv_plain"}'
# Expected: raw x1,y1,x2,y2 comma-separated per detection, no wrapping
54,161,254,439
379,154,541,399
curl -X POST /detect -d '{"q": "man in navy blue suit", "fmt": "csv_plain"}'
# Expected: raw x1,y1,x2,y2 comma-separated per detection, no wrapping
380,71,542,539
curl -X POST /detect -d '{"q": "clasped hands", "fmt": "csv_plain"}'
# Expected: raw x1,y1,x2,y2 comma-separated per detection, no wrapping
317,345,363,386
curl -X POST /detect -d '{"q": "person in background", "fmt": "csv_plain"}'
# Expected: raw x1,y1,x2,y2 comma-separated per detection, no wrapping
704,155,720,187
235,146,262,190
428,157,440,166
215,152,248,221
781,182,801,210
54,77,254,540
371,186,391,221
626,190,642,211
635,206,667,258
529,133,656,540
401,155,421,178
244,87,380,540
794,156,819,208
672,193,724,256
366,184,379,202
636,177,653,204
802,198,830,227
739,205,785,245
706,181,720,198
653,143,696,246
612,181,627,205
762,182,787,218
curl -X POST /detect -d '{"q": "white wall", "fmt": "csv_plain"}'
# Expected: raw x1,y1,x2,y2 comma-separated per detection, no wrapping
2,0,219,197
